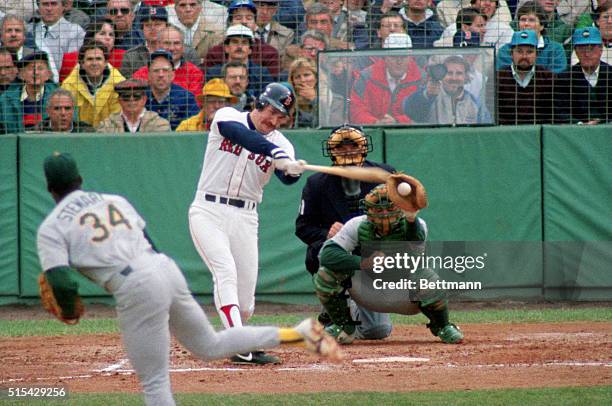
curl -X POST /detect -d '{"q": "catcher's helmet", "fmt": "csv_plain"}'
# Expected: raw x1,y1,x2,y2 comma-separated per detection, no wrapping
361,184,403,236
256,83,295,115
322,125,373,166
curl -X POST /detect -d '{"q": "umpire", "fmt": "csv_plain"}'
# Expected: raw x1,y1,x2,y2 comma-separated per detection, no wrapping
295,125,394,340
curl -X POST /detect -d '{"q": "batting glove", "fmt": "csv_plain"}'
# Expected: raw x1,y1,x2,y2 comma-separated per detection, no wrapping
285,159,307,177
271,148,292,171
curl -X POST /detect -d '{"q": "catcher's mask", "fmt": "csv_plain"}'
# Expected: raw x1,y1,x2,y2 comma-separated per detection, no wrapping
361,184,403,236
322,125,372,166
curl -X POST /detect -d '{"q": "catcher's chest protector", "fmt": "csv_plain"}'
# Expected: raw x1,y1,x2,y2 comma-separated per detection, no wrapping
357,219,410,243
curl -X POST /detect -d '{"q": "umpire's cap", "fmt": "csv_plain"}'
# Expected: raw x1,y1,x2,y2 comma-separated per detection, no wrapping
256,82,295,115
44,152,80,191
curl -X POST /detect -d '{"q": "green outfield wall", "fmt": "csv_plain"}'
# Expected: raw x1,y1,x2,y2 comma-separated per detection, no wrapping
1,125,610,303
0,136,18,296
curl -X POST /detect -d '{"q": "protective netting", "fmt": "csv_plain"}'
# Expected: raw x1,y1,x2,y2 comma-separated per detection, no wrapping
0,0,609,133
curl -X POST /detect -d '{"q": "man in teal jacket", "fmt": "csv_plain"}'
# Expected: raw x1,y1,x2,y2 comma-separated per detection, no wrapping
0,51,57,134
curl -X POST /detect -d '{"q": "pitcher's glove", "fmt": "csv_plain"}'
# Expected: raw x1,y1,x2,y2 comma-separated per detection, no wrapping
38,273,84,325
386,173,428,221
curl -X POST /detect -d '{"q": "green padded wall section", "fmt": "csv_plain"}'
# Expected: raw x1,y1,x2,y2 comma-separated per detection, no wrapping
385,126,543,299
19,133,207,297
0,136,18,295
542,125,612,300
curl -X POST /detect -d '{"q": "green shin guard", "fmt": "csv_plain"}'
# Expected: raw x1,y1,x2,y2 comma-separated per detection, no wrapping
313,268,356,340
419,300,464,344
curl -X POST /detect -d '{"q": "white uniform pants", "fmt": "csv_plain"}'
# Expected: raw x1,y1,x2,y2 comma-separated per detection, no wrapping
188,201,259,322
112,253,279,406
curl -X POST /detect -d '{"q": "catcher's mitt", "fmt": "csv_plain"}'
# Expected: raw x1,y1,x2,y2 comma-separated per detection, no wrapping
38,273,84,325
386,173,428,215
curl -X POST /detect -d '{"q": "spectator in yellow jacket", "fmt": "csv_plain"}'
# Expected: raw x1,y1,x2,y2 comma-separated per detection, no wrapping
61,40,125,127
176,78,237,132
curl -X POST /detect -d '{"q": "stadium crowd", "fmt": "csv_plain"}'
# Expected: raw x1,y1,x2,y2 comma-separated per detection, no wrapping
0,0,610,133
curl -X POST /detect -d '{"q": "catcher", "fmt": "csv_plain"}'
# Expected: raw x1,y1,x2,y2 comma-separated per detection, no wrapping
296,125,394,341
313,173,464,344
36,152,341,406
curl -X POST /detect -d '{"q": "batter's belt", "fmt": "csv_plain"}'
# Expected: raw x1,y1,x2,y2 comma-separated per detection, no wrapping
203,192,257,210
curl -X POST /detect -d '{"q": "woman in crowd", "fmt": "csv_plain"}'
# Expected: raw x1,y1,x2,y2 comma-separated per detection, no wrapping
497,1,567,73
288,58,318,128
59,19,125,83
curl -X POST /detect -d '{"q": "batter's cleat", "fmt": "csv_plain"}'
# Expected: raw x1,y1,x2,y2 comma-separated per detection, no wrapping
436,323,464,344
294,318,343,362
230,351,281,365
324,323,356,345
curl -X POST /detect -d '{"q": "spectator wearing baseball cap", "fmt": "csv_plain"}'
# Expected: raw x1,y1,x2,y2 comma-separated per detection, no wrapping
349,33,422,125
144,49,200,130
132,26,205,100
497,30,558,125
556,27,612,124
203,0,281,79
61,40,126,127
97,78,171,133
497,1,567,74
0,51,58,134
176,78,238,131
205,24,275,96
119,5,170,79
571,0,612,66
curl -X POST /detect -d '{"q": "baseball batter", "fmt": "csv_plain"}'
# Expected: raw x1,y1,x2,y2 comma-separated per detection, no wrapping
314,182,464,345
36,152,338,406
189,83,306,365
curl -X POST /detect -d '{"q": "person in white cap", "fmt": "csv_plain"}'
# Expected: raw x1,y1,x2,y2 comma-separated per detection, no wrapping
205,24,275,96
349,33,422,125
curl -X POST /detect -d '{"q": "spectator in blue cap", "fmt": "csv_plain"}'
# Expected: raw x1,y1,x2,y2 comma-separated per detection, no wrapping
144,49,200,130
497,1,567,73
120,4,170,78
556,27,612,124
0,51,58,133
497,30,559,124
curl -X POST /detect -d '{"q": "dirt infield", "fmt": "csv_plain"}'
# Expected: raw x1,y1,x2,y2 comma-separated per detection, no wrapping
1,321,611,394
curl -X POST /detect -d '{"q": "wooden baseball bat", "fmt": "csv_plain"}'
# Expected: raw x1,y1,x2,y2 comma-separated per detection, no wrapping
302,164,391,183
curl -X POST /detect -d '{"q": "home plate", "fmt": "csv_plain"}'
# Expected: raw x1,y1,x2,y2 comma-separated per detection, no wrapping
353,356,430,364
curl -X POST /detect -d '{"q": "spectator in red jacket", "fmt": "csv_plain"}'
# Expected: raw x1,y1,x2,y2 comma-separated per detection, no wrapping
59,19,125,83
349,33,422,125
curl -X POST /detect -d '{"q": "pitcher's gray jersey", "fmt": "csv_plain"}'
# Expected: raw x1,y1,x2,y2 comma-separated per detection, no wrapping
37,190,151,286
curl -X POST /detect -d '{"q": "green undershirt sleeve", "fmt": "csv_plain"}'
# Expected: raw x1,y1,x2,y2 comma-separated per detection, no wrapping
319,241,361,273
45,266,80,317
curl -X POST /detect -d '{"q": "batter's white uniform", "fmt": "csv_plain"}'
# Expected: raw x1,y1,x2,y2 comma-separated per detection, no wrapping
37,189,281,406
189,107,296,325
